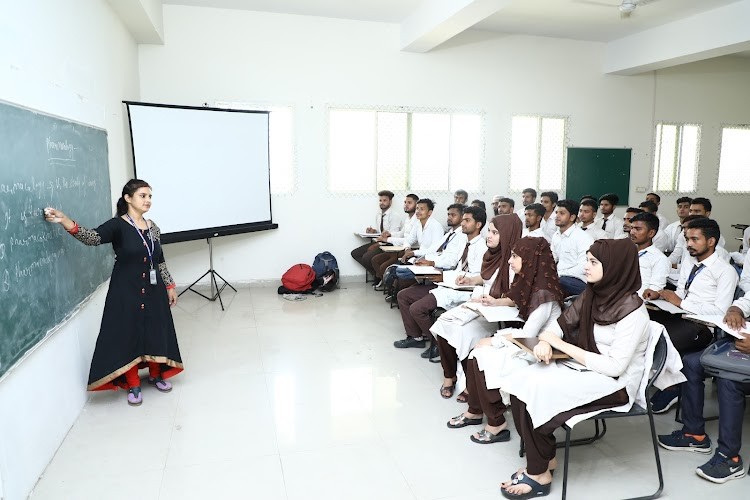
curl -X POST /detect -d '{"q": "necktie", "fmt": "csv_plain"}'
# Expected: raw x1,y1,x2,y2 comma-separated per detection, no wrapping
460,242,470,271
380,213,385,233
437,231,454,253
581,227,587,231
684,263,704,297
638,250,647,258
601,218,608,231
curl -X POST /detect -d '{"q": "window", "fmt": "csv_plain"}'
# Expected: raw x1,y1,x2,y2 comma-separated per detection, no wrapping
509,116,566,192
327,107,482,194
651,122,699,192
214,101,295,194
718,125,750,193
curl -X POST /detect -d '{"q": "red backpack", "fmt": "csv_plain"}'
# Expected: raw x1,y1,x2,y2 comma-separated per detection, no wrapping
281,264,316,292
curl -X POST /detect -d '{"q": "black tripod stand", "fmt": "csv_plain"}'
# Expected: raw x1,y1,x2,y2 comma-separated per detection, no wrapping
179,237,236,310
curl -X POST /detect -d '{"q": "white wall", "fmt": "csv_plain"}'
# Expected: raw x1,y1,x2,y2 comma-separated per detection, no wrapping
0,1,138,499
139,6,750,286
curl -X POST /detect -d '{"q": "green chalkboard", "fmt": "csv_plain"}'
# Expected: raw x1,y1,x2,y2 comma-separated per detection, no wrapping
565,147,631,205
0,101,113,379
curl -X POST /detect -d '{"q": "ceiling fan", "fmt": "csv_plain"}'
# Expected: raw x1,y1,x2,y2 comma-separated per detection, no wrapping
577,0,658,19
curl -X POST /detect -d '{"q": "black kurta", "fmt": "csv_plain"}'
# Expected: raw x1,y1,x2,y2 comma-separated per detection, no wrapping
73,217,183,390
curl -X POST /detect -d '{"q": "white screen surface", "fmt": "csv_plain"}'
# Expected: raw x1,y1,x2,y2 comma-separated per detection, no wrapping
127,103,271,239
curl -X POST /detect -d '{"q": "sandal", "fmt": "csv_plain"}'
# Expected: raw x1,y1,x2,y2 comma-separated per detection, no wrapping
148,377,172,393
440,383,455,399
501,471,551,499
447,413,483,429
127,387,143,406
456,390,469,403
471,428,511,444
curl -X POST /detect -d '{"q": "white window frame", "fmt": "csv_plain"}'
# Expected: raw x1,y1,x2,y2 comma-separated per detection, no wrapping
214,100,296,195
651,121,700,193
325,104,485,196
717,124,750,194
508,114,568,195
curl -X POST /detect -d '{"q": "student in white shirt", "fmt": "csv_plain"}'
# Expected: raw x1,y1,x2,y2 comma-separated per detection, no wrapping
432,214,523,401
370,194,418,287
620,207,643,239
351,190,405,275
514,188,537,221
497,197,515,216
393,207,487,358
730,225,750,267
539,191,558,242
638,200,671,252
551,199,594,297
403,198,445,254
739,256,750,294
522,203,546,238
630,212,670,298
471,199,489,238
644,218,738,413
444,237,563,444
577,198,607,240
664,197,692,254
646,192,671,231
491,194,503,216
669,213,728,269
596,193,623,239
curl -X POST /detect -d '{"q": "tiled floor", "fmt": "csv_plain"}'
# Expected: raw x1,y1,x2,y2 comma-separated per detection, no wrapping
30,281,750,499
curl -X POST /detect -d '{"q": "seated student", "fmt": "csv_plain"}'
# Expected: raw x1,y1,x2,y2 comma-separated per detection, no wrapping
500,239,650,499
497,197,515,216
730,225,750,267
551,199,594,297
689,197,726,247
454,189,468,205
393,207,487,358
629,212,670,298
472,199,489,238
371,194,419,288
644,218,738,413
491,194,503,216
351,190,405,275
670,214,729,269
740,255,750,294
522,203,546,238
657,292,750,484
577,198,607,240
444,237,563,444
382,204,467,295
621,207,644,238
431,214,523,401
638,200,671,252
539,191,558,242
595,193,624,239
515,188,537,221
664,197,692,254
645,192,671,230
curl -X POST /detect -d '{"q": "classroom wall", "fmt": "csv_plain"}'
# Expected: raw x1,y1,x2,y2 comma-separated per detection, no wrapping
0,1,138,499
139,6,750,286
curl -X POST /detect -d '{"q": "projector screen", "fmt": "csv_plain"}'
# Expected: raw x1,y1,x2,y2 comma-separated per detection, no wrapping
125,101,277,243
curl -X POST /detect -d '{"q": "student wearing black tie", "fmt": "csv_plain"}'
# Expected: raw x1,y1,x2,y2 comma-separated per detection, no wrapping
644,218,738,413
596,193,623,239
351,190,405,275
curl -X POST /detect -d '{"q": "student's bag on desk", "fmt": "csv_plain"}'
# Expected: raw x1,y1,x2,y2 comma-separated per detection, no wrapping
700,339,750,383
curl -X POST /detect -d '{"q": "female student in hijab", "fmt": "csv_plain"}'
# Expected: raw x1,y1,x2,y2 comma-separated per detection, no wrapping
45,179,183,406
446,237,564,444
431,214,522,401
498,238,649,499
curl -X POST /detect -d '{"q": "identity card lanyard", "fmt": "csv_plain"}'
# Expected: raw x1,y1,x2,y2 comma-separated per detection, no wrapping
126,214,157,285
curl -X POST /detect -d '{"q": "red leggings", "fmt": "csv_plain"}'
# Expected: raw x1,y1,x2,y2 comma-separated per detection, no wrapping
124,362,162,388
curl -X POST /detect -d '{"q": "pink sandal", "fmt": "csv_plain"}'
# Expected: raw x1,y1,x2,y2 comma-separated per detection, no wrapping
148,377,172,392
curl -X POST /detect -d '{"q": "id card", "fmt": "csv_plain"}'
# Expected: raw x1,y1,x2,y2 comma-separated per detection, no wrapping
149,268,158,285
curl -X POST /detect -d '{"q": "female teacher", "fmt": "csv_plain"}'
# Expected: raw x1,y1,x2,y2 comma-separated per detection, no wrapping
45,178,183,406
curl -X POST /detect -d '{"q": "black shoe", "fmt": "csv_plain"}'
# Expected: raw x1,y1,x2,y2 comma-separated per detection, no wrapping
393,337,426,349
421,343,439,359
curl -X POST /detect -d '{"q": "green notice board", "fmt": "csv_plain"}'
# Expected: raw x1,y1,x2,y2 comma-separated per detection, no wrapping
566,147,631,205
0,101,114,379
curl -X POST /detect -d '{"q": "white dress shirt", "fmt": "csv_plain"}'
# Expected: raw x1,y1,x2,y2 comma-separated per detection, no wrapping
540,214,557,242
461,234,489,275
651,229,670,253
637,244,671,297
523,227,545,238
551,225,594,282
669,232,728,267
739,256,750,293
515,206,526,221
406,217,445,254
577,222,606,241
729,226,750,266
676,251,738,315
386,213,416,245
664,220,682,254
656,213,670,233
421,227,468,270
595,214,623,239
371,205,405,234
732,289,750,317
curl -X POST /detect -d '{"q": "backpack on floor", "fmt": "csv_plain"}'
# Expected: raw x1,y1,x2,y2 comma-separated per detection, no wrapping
312,251,339,291
281,264,316,292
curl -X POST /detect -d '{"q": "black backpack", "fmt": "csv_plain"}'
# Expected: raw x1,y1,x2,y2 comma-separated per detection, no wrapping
312,251,339,292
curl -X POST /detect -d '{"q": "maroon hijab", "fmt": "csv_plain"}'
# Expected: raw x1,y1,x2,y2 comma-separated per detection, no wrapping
481,215,523,298
506,237,564,320
557,238,643,353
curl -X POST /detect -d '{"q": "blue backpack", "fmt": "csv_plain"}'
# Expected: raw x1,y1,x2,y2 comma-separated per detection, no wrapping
312,251,339,291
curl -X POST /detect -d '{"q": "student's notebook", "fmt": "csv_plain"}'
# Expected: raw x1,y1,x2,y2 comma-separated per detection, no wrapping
463,302,523,322
683,314,750,340
509,337,570,360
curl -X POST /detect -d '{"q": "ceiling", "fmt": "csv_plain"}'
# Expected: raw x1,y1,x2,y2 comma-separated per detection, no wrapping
163,0,742,43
